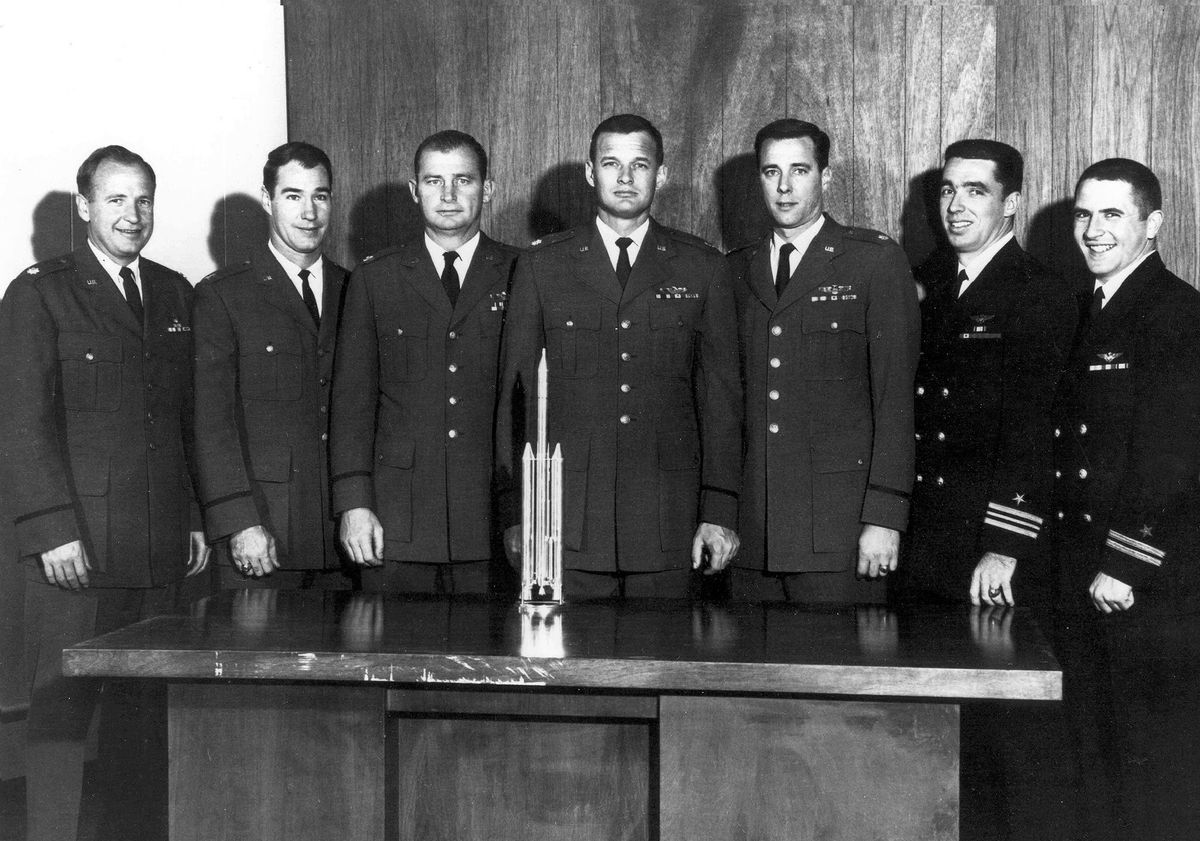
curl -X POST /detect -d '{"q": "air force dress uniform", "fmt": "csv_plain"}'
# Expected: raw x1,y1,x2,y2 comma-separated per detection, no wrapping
191,247,348,574
905,238,1077,602
728,216,919,578
331,234,518,563
495,221,742,574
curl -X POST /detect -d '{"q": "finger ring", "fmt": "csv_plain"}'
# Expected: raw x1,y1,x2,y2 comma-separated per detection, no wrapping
878,567,889,575
988,586,1002,598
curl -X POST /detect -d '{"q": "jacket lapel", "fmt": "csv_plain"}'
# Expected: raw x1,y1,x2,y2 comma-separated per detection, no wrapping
74,246,143,337
397,239,454,318
256,248,318,336
744,237,776,310
623,223,672,303
318,255,346,349
1088,252,1161,340
775,216,839,313
453,233,507,324
573,224,622,304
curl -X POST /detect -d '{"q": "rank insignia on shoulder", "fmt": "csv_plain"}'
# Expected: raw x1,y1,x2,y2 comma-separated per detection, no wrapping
811,284,857,302
27,266,39,275
530,239,542,247
824,246,835,252
1089,351,1130,372
657,244,667,252
167,317,191,333
489,290,508,312
656,285,698,300
360,254,376,264
86,278,98,286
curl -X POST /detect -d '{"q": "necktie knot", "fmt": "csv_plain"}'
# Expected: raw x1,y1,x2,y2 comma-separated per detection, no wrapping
615,238,633,289
775,243,796,296
298,267,319,327
1089,284,1106,322
119,266,143,326
441,250,461,306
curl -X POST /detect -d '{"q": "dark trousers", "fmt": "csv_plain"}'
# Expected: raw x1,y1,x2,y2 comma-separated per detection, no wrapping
217,561,354,591
23,574,178,841
357,559,495,595
724,565,887,603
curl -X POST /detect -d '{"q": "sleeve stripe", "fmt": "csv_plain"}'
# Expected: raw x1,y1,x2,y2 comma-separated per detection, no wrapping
987,502,1044,525
1107,530,1165,559
201,490,252,510
985,509,1042,534
868,483,911,501
984,517,1039,539
1105,538,1163,567
14,502,74,524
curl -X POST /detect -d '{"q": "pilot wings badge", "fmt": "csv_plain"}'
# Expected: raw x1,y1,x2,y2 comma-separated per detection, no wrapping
1089,351,1129,372
960,313,999,340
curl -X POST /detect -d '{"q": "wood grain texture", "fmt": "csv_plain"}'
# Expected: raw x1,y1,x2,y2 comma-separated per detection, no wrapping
169,682,386,841
552,1,603,240
659,696,958,841
940,5,997,149
902,5,944,266
1092,5,1160,165
394,717,649,841
853,7,907,238
387,688,658,719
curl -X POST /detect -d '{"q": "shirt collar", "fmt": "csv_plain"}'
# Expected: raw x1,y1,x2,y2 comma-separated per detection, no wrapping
88,238,141,287
267,239,323,285
772,214,826,263
424,231,481,277
958,231,1015,281
595,216,650,251
1094,250,1155,304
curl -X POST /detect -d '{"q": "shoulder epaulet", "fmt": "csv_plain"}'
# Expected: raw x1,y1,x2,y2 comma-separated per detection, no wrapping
354,244,407,269
19,256,71,279
656,225,719,253
725,240,762,257
199,260,252,284
843,226,896,246
528,229,577,249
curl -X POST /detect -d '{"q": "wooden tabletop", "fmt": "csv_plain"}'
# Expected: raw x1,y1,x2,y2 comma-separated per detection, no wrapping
63,591,1061,701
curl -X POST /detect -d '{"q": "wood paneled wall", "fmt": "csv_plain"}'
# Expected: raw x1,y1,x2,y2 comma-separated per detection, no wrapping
284,1,1200,285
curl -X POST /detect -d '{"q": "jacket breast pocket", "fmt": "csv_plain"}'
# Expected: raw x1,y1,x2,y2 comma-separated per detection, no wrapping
380,321,429,383
649,301,697,380
240,328,303,401
802,305,867,380
546,305,600,379
58,332,122,412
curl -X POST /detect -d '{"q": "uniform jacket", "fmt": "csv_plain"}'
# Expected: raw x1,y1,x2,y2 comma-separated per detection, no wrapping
907,239,1076,599
191,247,347,569
495,220,742,573
1052,252,1200,610
331,234,518,562
0,246,198,587
728,216,920,574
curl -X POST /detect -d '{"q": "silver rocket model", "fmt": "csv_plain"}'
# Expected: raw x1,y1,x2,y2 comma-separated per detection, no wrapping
521,349,563,603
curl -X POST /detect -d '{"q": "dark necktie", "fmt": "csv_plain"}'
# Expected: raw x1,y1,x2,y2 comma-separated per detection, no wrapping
956,268,970,298
119,266,143,326
441,251,460,307
775,243,796,297
615,237,633,289
1089,285,1106,322
298,268,320,327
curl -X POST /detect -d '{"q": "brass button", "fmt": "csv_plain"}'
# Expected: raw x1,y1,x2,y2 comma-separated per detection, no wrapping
320,432,328,441
619,414,631,424
448,363,458,373
448,430,458,438
448,396,458,405
1083,513,1092,523
770,358,781,368
449,331,457,339
916,386,925,396
85,352,95,361
916,474,924,482
941,388,950,397
620,384,631,393
1079,424,1088,435
620,319,631,329
937,432,946,442
266,344,274,353
768,390,780,400
830,321,839,329
936,476,945,486
1078,468,1088,479
1057,511,1064,520
621,352,631,361
1055,470,1062,478
771,325,783,336
768,423,780,433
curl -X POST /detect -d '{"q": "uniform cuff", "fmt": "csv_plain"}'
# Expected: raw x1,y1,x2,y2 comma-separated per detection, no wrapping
15,505,80,559
981,500,1045,559
860,486,910,532
1100,527,1164,590
201,493,260,542
332,473,374,515
699,487,738,531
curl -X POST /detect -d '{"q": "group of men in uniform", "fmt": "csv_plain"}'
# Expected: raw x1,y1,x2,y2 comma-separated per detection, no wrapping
2,114,1198,840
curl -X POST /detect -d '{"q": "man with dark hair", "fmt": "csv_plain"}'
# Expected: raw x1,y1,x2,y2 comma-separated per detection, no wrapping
897,139,1079,840
0,145,207,841
332,130,518,593
495,113,741,598
192,141,350,588
1053,158,1200,839
900,139,1076,607
726,118,918,602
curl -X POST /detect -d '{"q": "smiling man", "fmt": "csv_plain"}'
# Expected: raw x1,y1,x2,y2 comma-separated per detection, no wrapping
0,145,206,841
1052,158,1200,839
900,139,1076,608
726,118,918,603
495,113,741,598
192,141,351,589
331,130,518,593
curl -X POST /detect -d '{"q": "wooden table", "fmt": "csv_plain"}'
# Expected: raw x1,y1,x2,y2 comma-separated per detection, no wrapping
64,591,1060,841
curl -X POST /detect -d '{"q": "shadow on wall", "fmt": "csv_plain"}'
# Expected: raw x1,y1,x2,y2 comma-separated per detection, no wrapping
715,151,770,250
31,191,87,262
349,182,420,267
901,168,946,270
527,162,593,242
1027,198,1088,285
207,193,270,269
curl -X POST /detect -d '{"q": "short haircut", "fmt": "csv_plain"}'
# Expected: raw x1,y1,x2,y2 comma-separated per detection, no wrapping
413,130,489,180
944,139,1024,196
1075,157,1162,218
589,114,664,165
263,142,333,196
754,119,831,170
76,145,156,198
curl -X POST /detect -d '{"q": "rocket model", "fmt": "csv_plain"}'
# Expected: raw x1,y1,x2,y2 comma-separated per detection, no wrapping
520,349,563,604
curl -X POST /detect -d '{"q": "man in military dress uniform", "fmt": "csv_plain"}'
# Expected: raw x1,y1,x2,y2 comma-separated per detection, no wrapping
899,140,1079,840
192,142,350,588
0,146,207,841
333,131,518,593
727,118,919,602
1053,158,1200,841
495,114,742,598
901,139,1077,607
